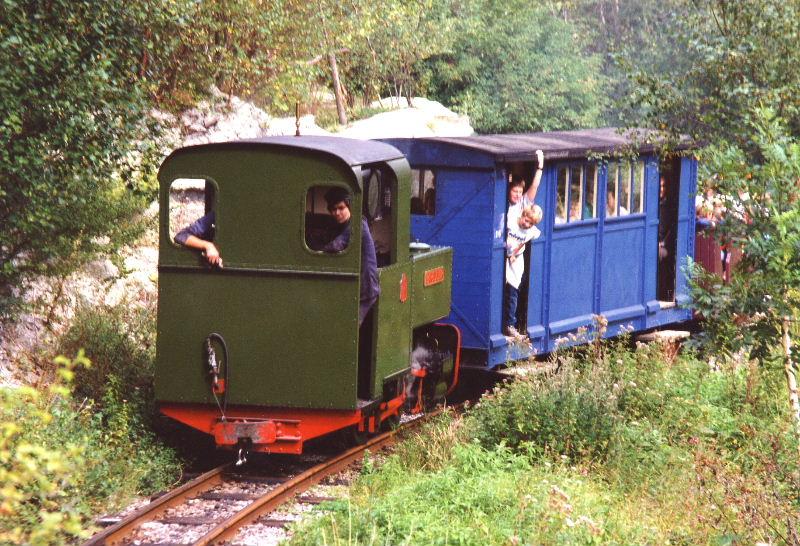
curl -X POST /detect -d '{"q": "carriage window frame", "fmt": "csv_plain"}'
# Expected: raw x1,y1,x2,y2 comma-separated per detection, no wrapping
410,168,436,216
605,160,646,220
568,165,583,222
631,160,645,214
303,184,355,256
619,162,632,216
168,177,219,248
555,167,568,224
585,164,598,220
554,161,600,228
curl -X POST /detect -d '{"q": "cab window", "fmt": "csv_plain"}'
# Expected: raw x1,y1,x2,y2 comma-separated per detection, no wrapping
364,166,395,266
304,185,352,253
169,178,216,245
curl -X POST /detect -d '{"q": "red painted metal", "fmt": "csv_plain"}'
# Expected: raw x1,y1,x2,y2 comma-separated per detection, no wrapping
695,230,742,283
399,273,408,302
212,378,226,395
423,266,446,287
160,394,405,454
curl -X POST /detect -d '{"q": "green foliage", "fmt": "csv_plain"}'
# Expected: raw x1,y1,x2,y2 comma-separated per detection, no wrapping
541,0,687,127
691,108,800,360
57,303,157,417
0,352,180,544
292,342,800,545
0,353,89,545
622,0,800,148
142,0,321,112
336,0,455,106
0,0,163,315
421,0,607,133
467,363,619,463
292,444,647,545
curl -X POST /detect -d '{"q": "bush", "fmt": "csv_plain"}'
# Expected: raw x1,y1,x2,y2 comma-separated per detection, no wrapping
57,303,156,418
0,353,181,544
466,355,622,463
291,339,800,545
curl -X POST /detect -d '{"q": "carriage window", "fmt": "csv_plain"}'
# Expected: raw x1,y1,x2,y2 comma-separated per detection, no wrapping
585,164,597,219
606,163,619,217
169,178,215,245
411,169,436,215
304,185,352,253
556,167,568,224
568,166,583,222
619,162,632,216
631,161,644,213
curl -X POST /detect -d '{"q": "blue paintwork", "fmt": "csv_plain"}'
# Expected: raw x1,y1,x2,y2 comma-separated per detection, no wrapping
382,138,697,367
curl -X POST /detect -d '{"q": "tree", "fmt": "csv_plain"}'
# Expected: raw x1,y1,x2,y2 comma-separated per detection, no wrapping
343,0,455,106
621,0,800,147
421,0,607,133
691,108,800,361
0,0,163,315
140,0,319,113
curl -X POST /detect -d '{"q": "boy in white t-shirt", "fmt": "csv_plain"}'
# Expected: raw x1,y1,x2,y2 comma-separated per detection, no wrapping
504,205,542,337
503,150,544,338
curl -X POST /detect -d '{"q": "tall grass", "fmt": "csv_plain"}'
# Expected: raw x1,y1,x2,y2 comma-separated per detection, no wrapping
290,340,800,545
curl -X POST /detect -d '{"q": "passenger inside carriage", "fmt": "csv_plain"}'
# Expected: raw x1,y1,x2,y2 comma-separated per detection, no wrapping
606,190,628,217
503,149,544,338
504,205,542,338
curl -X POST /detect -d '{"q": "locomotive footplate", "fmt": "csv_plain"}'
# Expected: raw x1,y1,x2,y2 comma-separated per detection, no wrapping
212,417,301,448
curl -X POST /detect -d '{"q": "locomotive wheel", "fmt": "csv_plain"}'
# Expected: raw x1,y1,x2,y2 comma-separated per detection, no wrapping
380,413,401,432
349,425,370,445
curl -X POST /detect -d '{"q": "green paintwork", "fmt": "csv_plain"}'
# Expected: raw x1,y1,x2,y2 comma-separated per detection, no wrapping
410,247,453,327
156,146,363,409
155,140,453,412
371,263,412,398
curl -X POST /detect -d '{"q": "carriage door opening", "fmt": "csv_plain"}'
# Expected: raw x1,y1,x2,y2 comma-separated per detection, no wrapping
503,162,538,334
657,158,680,302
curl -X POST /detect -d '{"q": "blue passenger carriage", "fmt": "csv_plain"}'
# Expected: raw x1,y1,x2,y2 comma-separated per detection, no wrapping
383,129,698,368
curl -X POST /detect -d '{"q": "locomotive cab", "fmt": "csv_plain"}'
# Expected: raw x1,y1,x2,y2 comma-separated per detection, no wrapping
155,136,455,454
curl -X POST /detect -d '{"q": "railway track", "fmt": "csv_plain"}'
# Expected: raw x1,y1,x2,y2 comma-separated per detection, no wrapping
83,411,438,546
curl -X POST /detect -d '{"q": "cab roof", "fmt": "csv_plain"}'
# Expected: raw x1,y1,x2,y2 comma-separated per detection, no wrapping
165,135,405,167
410,128,696,162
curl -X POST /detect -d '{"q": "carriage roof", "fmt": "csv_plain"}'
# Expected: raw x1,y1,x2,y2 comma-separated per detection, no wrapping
410,128,696,162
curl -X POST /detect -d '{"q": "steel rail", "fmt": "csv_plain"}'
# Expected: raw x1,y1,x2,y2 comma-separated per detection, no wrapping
82,407,446,546
83,462,233,546
195,410,438,545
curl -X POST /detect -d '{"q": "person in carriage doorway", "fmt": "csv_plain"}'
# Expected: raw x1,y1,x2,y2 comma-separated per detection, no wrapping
174,212,222,267
658,174,678,300
323,187,380,325
504,149,544,338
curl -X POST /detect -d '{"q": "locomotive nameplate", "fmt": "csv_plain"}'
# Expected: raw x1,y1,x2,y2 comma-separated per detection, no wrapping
423,267,445,287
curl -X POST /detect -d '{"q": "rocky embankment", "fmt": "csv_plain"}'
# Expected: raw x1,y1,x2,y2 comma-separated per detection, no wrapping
0,93,472,385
